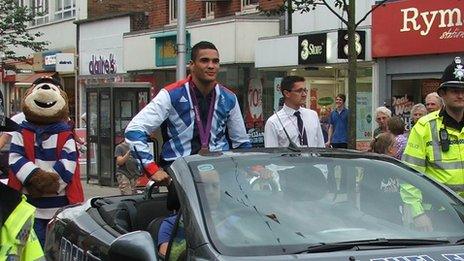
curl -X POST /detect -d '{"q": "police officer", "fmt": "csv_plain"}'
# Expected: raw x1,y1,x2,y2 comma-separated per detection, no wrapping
402,57,464,231
0,90,44,260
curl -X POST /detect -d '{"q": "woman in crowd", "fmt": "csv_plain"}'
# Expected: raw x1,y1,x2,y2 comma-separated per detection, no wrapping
410,103,427,126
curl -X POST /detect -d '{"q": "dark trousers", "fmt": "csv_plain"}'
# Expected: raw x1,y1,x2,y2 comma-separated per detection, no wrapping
331,143,348,149
34,218,50,247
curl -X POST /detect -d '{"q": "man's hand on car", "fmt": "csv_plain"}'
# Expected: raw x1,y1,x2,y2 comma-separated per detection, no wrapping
151,169,172,186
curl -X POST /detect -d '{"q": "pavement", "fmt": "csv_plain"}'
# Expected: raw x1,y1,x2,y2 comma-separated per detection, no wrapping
1,177,121,200
83,180,121,200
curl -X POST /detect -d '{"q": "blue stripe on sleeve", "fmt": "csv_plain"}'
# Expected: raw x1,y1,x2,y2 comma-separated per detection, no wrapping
59,150,78,161
9,143,26,155
10,156,31,174
53,161,73,183
35,147,60,161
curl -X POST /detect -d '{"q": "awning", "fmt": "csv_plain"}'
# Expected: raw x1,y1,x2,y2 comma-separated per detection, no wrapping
14,72,57,87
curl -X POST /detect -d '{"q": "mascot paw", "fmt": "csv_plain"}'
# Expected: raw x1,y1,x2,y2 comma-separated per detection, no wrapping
26,170,60,196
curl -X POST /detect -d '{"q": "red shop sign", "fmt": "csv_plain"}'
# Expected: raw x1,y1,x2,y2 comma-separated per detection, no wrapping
372,0,464,58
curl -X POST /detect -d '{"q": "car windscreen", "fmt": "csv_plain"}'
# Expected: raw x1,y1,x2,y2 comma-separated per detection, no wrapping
189,154,464,256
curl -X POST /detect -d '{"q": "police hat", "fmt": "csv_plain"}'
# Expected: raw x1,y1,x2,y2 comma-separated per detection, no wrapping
31,75,63,89
0,90,20,132
438,56,464,92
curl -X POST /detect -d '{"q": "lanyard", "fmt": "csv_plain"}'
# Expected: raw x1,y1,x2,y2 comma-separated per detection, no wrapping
189,81,216,149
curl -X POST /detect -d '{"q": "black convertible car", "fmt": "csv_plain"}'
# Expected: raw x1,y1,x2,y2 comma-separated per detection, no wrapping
45,148,464,260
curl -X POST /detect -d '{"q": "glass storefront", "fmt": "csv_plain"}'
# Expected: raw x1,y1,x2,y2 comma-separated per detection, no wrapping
391,78,440,130
257,64,373,149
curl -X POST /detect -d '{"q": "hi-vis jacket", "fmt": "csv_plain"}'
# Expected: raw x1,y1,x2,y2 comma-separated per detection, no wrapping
402,110,464,217
0,184,44,260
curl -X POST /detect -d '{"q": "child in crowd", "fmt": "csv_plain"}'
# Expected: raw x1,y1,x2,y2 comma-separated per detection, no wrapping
369,132,398,157
387,116,407,160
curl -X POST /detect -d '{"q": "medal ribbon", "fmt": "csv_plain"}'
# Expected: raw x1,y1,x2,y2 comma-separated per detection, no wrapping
189,81,216,149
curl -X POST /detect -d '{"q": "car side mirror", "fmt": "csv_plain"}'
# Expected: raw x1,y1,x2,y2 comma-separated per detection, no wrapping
108,231,158,261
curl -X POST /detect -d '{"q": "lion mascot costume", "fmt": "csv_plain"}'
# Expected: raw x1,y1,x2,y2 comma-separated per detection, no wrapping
8,76,84,247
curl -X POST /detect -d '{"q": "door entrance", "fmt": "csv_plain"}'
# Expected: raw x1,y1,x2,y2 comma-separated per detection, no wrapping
85,83,151,186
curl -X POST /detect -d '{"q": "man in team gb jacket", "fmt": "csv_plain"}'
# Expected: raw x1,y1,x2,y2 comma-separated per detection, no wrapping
125,41,251,183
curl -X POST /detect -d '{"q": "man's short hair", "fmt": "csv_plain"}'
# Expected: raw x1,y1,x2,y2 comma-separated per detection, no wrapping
374,106,392,118
410,103,427,115
191,41,218,61
336,93,346,103
280,76,305,96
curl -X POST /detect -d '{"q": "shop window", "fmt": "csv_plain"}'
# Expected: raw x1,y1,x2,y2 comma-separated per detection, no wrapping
391,78,440,130
205,2,214,19
54,0,76,20
241,0,258,13
169,0,177,24
30,0,49,25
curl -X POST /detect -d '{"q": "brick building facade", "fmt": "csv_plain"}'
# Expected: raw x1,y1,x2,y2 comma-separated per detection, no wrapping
87,0,283,30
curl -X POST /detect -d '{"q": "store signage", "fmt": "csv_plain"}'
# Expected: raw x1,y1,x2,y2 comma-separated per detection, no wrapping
56,53,75,72
16,69,32,74
393,94,414,130
298,33,327,64
245,78,264,147
356,92,372,140
3,69,16,82
372,0,464,57
44,55,56,66
88,54,117,75
43,51,61,71
153,33,191,67
337,30,366,60
318,97,334,106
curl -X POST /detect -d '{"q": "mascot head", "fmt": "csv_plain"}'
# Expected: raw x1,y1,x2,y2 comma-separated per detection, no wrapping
22,76,69,125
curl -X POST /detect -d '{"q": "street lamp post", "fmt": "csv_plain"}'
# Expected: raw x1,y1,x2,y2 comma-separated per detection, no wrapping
176,0,187,80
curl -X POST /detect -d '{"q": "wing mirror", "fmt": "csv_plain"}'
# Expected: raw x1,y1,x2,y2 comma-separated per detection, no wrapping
108,231,158,261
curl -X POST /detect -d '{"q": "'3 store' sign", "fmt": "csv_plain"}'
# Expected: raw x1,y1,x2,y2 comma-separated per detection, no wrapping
298,33,327,65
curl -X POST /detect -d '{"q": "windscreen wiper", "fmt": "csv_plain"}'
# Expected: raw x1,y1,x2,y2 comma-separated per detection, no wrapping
293,238,450,254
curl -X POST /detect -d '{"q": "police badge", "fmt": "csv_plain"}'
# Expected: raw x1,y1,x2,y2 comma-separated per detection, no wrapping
453,57,464,81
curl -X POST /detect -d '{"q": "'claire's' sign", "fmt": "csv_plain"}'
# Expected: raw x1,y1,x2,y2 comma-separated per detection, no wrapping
372,0,464,58
88,54,117,75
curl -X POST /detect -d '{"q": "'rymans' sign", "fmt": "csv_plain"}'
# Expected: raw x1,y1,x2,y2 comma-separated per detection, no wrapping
372,0,464,58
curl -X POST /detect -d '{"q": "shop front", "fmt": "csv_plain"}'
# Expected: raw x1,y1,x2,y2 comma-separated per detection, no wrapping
8,50,77,121
256,29,375,149
373,0,464,129
2,62,34,116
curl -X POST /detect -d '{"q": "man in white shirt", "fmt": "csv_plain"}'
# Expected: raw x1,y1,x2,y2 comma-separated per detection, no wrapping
264,76,324,148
